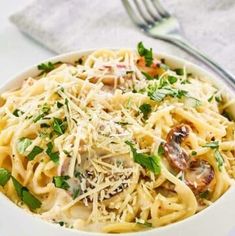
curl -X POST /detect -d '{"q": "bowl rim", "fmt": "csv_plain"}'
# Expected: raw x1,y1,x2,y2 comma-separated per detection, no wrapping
0,48,235,236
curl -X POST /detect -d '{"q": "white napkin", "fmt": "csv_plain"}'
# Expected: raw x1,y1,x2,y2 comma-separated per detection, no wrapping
10,0,235,72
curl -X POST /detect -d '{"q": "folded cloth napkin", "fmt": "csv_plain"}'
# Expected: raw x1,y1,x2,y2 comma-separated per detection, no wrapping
10,0,235,72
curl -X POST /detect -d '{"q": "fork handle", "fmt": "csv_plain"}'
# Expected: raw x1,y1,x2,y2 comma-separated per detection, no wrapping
168,38,235,90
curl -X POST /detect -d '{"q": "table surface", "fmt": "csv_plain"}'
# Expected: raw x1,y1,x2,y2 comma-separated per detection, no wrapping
0,0,54,82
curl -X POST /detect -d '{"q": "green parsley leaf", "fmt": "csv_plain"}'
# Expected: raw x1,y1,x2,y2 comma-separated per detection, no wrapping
52,118,67,135
141,71,154,80
53,176,70,190
148,87,188,102
168,76,177,84
17,138,32,154
46,142,60,164
208,95,214,102
137,42,153,67
125,141,161,174
174,68,184,75
191,151,197,156
22,190,42,210
215,149,224,171
136,220,152,227
203,141,219,149
56,101,64,108
139,103,152,120
13,109,24,117
37,62,59,74
33,104,50,123
27,146,43,160
0,168,11,186
72,188,81,199
215,95,222,103
158,143,165,156
12,176,24,198
12,177,41,210
199,190,210,199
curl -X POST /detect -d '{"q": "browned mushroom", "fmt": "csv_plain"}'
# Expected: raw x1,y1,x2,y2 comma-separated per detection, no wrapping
163,124,190,170
184,160,215,193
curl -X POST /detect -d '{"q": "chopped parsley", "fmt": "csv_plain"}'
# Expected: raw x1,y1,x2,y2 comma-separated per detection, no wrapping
52,118,67,135
167,76,177,84
141,71,155,80
136,219,152,227
148,87,188,102
137,42,153,66
27,146,43,160
46,142,60,164
158,143,165,156
215,149,224,171
125,141,161,174
199,190,210,199
0,168,11,186
191,151,197,156
37,61,61,74
139,103,152,120
17,138,32,154
203,141,224,171
56,101,64,108
33,104,50,122
11,176,41,210
72,187,81,199
203,141,219,149
174,68,184,75
13,109,24,117
53,176,70,190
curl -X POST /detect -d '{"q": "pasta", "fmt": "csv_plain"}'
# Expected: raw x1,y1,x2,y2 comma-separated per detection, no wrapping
0,42,234,233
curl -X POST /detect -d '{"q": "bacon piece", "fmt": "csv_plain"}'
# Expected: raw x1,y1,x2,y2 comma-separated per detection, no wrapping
184,160,214,193
136,57,165,77
163,124,190,170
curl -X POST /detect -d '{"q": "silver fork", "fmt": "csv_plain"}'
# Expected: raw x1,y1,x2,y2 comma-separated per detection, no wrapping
122,0,235,89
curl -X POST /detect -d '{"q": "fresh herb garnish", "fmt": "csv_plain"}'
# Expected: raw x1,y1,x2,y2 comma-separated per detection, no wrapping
215,149,224,171
46,142,60,164
174,68,184,75
17,138,32,154
137,42,153,67
53,176,70,190
215,95,222,103
136,219,152,227
139,103,152,120
34,104,50,122
148,87,188,102
52,118,67,135
72,188,81,199
115,121,130,126
0,168,11,186
203,141,219,149
168,76,177,84
158,143,165,156
11,176,41,210
27,146,43,160
199,190,210,199
191,151,197,156
141,71,155,80
63,150,71,157
13,109,24,117
203,141,223,171
37,61,61,74
56,101,64,108
65,98,69,111
125,141,161,174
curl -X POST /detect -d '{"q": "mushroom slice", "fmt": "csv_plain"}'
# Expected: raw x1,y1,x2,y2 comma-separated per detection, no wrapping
184,160,214,193
163,124,190,170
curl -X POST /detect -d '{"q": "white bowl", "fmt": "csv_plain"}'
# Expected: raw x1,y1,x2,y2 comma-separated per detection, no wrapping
0,49,235,236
